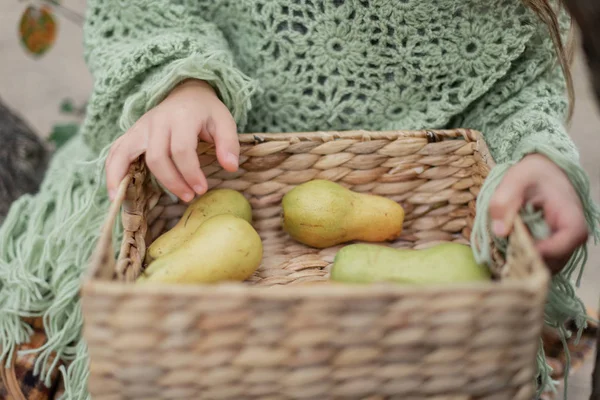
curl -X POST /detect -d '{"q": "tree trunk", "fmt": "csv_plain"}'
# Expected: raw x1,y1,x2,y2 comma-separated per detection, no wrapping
0,97,49,222
563,0,600,105
591,306,600,400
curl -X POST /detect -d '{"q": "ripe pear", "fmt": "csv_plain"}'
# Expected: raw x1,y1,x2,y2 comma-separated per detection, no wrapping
139,214,263,284
281,180,405,248
330,243,491,285
146,188,252,263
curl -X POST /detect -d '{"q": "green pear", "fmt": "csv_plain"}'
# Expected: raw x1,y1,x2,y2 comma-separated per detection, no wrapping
139,214,263,285
330,243,491,285
146,188,252,263
281,180,405,248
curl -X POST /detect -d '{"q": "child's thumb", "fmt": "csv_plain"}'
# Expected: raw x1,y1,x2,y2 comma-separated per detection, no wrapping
488,172,528,238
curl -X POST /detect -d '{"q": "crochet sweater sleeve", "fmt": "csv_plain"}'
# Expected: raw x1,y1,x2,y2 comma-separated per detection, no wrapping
460,29,599,239
81,0,257,153
460,46,577,166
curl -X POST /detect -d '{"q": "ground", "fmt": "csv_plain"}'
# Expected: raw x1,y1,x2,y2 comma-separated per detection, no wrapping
0,1,598,399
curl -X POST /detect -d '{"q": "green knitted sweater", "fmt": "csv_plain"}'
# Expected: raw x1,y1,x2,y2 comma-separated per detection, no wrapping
1,0,599,398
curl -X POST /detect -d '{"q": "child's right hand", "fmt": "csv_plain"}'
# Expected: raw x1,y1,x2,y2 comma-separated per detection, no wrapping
105,79,239,202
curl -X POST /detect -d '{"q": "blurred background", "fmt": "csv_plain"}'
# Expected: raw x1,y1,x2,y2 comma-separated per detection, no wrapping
0,1,598,398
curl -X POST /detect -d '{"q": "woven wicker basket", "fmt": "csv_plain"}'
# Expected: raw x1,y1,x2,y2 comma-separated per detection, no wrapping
82,129,550,400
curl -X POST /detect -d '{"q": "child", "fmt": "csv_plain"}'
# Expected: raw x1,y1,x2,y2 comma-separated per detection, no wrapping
1,0,598,397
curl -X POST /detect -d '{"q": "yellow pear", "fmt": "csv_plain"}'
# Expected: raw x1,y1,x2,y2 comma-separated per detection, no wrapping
281,180,405,248
146,188,252,263
330,243,491,285
139,214,263,284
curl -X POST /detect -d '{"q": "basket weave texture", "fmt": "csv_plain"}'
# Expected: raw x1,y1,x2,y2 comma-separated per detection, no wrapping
82,130,550,400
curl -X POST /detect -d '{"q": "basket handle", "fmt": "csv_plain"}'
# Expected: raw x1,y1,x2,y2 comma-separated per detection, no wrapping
87,175,131,281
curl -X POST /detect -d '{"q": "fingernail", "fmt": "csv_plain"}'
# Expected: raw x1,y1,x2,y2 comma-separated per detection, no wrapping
226,152,239,167
108,190,116,201
193,185,205,194
492,220,506,236
182,192,194,203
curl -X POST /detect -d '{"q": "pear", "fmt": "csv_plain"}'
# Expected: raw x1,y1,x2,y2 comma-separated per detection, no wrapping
147,188,252,263
330,243,491,285
281,180,405,248
139,214,263,284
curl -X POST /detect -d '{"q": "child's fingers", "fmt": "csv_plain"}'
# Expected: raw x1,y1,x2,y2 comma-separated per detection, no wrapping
488,168,529,237
208,109,239,172
145,124,194,202
170,121,207,195
536,229,578,256
536,206,588,270
537,230,586,273
105,131,146,201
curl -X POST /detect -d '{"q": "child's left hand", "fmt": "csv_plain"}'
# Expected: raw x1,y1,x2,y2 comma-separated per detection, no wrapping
488,153,589,273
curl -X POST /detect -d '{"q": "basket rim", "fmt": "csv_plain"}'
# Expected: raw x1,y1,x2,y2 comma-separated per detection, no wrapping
81,276,547,299
233,128,482,143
